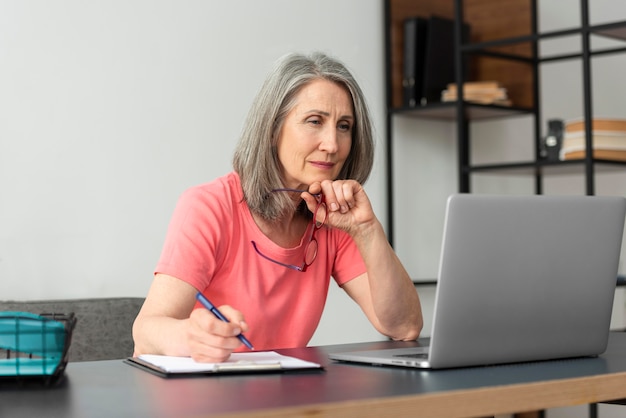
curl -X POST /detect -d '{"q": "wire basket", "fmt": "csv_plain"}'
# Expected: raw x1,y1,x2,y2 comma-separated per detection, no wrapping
0,311,76,386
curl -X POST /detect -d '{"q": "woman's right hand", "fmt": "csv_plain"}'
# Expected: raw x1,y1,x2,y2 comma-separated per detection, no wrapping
186,305,250,363
133,275,251,362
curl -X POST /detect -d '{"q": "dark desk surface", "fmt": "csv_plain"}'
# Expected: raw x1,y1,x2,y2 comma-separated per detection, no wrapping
3,333,626,418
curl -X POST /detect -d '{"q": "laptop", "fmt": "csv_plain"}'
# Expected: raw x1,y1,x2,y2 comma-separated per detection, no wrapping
329,194,626,369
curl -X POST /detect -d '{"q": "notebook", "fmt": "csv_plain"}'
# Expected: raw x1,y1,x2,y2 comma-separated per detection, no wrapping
125,351,322,378
329,194,626,369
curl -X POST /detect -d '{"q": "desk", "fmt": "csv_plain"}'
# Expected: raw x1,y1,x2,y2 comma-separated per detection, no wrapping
3,333,626,418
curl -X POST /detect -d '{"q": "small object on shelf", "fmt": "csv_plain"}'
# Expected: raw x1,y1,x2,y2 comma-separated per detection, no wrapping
441,81,512,106
540,119,564,161
0,311,76,386
561,118,626,162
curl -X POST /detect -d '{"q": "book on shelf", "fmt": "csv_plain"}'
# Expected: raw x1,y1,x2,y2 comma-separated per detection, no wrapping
402,17,428,107
562,149,626,161
441,81,512,106
561,118,626,162
400,15,470,107
565,118,626,134
421,16,470,105
444,81,501,93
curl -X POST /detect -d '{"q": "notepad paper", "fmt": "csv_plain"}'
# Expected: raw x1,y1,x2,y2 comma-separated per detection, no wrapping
136,351,321,373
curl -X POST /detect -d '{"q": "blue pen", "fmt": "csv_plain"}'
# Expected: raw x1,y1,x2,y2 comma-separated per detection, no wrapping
195,292,255,350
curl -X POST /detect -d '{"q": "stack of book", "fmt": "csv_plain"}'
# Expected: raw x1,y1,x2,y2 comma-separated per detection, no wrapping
441,81,511,106
561,118,626,161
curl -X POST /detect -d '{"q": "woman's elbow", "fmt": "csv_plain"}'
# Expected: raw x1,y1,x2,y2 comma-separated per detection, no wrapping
399,318,423,341
385,314,423,342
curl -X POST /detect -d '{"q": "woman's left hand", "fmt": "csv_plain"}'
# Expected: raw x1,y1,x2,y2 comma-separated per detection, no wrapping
302,179,375,236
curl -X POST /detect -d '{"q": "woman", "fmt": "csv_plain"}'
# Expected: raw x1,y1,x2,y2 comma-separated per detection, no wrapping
132,51,423,362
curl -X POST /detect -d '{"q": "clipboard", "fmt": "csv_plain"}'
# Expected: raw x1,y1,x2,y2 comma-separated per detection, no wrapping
124,351,323,378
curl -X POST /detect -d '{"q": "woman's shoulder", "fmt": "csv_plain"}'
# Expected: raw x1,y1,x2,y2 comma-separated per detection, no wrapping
171,172,244,231
180,172,242,202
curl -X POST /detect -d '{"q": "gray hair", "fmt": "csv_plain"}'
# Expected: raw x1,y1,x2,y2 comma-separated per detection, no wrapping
232,51,375,221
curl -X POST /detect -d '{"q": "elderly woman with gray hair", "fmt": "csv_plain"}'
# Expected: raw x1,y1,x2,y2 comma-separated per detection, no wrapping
133,51,423,362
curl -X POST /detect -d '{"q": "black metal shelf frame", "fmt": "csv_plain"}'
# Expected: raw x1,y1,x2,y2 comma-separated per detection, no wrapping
384,0,626,245
452,0,542,195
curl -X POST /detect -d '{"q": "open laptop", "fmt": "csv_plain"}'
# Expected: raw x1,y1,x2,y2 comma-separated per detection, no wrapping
329,194,626,369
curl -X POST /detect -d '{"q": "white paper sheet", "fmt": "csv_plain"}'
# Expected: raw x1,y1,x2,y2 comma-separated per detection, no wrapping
136,351,321,373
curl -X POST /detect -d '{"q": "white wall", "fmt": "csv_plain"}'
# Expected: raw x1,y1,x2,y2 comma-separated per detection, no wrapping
1,1,626,351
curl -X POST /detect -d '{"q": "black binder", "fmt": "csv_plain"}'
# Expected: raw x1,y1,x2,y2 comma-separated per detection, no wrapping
402,17,428,107
421,16,470,105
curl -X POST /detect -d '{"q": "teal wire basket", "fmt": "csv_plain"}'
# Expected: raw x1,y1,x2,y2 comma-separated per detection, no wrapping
0,311,76,386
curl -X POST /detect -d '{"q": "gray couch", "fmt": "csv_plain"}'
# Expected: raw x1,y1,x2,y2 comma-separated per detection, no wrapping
0,297,144,361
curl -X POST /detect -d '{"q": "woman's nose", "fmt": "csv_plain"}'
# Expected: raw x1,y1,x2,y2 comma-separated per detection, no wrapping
318,127,339,153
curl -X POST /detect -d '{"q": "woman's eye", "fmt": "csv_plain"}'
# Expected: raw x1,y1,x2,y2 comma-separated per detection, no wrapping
338,122,352,132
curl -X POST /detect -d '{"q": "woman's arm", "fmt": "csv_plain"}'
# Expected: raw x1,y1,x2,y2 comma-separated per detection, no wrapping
132,274,248,362
340,222,423,341
303,180,423,340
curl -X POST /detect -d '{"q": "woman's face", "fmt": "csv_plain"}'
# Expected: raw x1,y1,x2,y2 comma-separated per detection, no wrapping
276,79,353,190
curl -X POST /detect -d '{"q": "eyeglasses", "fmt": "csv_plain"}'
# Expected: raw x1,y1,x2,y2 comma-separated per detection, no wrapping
251,188,327,272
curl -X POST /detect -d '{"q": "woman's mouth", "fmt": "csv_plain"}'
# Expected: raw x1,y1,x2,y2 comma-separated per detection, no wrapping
310,161,335,170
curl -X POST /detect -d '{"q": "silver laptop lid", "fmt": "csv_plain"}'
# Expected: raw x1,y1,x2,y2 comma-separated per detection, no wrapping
428,194,626,369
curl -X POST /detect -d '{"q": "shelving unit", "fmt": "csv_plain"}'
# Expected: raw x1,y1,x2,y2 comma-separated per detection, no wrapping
384,0,626,246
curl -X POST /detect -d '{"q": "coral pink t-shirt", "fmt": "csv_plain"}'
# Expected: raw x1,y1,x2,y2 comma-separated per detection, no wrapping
155,172,366,351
